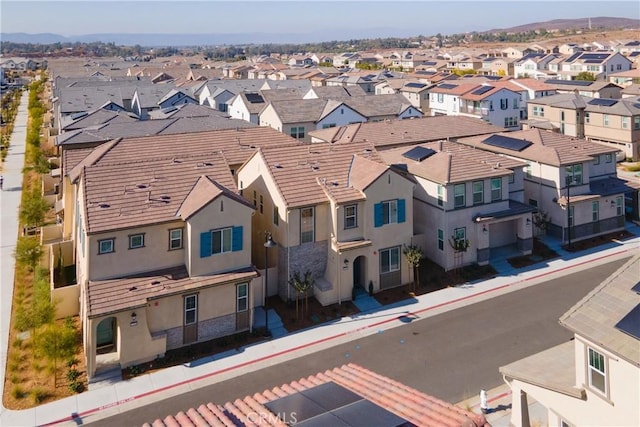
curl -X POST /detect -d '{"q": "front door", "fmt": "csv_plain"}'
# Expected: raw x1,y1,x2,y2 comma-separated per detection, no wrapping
96,317,116,352
183,294,198,344
353,256,365,290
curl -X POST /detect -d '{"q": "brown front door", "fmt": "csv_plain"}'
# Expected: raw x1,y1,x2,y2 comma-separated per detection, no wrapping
183,294,198,344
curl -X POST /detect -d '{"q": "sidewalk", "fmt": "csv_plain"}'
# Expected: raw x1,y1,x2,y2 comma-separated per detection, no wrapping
1,94,639,426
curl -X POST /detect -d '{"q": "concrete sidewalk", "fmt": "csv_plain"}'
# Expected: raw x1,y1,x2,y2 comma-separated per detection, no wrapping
1,92,639,426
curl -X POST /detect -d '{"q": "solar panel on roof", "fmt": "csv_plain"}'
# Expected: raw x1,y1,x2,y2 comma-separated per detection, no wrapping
583,59,604,64
405,82,427,89
588,98,617,107
482,134,532,151
566,52,582,63
438,83,457,89
545,79,592,87
581,53,609,60
615,303,640,340
245,93,264,104
471,85,493,96
402,146,436,162
485,75,502,80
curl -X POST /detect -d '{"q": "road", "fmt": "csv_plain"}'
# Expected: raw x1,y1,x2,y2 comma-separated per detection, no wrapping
88,258,628,426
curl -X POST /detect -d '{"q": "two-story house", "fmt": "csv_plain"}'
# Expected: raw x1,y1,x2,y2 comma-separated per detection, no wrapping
73,150,260,380
500,255,640,427
378,141,532,271
541,79,623,99
456,129,631,245
557,51,633,80
236,141,415,305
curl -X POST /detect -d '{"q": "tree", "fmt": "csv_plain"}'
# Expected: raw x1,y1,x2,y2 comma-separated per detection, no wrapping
20,187,49,228
575,71,596,81
532,211,551,238
14,236,43,271
34,322,76,387
449,235,470,282
403,244,423,292
288,271,314,321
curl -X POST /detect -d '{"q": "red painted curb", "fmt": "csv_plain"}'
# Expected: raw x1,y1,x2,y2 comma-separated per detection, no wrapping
41,246,635,426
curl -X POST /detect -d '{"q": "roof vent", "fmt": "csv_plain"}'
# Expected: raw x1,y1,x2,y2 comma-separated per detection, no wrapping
128,286,137,292
98,203,110,209
136,183,148,189
274,163,283,169
311,165,319,171
159,195,171,201
150,280,161,286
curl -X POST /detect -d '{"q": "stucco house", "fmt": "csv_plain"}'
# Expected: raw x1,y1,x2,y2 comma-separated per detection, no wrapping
379,140,533,271
236,141,416,305
72,149,260,380
535,79,623,99
556,51,633,81
456,129,631,245
500,255,640,427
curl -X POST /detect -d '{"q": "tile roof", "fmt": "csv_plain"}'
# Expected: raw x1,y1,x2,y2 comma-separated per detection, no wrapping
254,141,389,208
378,140,523,185
144,363,488,427
177,175,254,221
308,116,504,148
60,108,138,131
87,265,258,317
526,93,588,109
341,94,416,118
559,255,640,366
456,129,616,167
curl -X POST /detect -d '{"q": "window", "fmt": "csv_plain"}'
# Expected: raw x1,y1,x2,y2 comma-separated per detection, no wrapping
513,97,519,109
508,173,515,184
634,116,640,130
381,200,398,225
380,246,400,274
560,111,565,121
585,112,590,124
169,228,183,250
322,123,336,129
454,183,466,208
491,178,502,202
588,347,607,394
525,162,532,178
438,229,444,251
212,227,233,254
592,201,599,222
300,207,315,243
622,117,629,129
504,116,517,127
454,227,466,241
344,204,357,229
533,106,544,117
566,164,583,185
500,98,508,110
273,206,279,226
253,190,257,207
184,295,197,325
593,155,600,165
259,195,263,214
236,283,248,312
98,238,114,254
603,114,609,127
290,126,305,139
437,93,444,103
616,196,623,216
437,185,443,206
129,233,144,249
472,181,484,205
605,153,612,163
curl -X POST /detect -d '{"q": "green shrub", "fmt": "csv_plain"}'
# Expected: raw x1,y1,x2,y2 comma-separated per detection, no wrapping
9,373,20,384
66,368,81,382
31,387,47,404
69,381,84,393
11,385,26,399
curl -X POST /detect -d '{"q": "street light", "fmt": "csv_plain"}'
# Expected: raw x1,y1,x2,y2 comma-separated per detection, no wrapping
263,232,277,337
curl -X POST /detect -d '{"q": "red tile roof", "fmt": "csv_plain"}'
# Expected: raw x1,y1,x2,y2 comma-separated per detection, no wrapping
144,363,488,427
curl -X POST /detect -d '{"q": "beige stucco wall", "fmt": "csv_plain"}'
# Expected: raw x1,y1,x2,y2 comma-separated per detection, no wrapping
186,195,253,277
259,105,284,132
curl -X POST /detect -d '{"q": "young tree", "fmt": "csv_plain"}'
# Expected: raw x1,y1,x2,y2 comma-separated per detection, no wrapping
34,322,76,387
14,236,43,271
449,235,470,282
532,211,551,238
288,271,314,321
403,244,423,292
20,187,49,228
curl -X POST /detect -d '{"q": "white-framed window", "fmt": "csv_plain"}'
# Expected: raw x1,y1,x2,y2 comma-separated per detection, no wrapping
621,116,629,129
585,112,590,124
382,200,398,225
380,246,400,274
592,201,599,222
605,153,612,163
508,173,515,184
437,229,444,251
212,227,233,254
504,116,517,127
437,185,443,206
322,123,336,129
593,155,600,165
300,206,315,243
634,116,640,130
454,227,466,241
253,190,257,207
236,283,248,312
603,114,610,127
491,177,502,202
525,162,532,178
184,294,197,325
566,164,583,185
533,106,544,117
98,238,115,254
472,181,484,205
437,93,444,103
169,228,183,250
588,347,607,395
290,126,305,139
344,204,357,229
454,183,465,208
128,233,144,249
616,196,623,216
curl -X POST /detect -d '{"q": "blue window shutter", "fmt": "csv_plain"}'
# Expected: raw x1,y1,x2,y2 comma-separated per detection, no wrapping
397,199,406,223
374,203,383,228
200,231,212,258
232,226,243,251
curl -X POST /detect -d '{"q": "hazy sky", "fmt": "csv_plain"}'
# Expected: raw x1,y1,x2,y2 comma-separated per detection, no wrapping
1,0,639,38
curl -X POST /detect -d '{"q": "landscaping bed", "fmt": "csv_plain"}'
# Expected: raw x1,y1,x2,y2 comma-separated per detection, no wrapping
507,238,559,269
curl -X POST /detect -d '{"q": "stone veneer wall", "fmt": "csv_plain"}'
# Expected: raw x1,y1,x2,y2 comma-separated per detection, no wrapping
277,240,328,302
164,313,237,351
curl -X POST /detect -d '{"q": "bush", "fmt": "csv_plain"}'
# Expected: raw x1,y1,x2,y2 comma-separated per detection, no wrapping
31,387,47,404
14,236,43,271
66,368,81,382
69,381,84,393
11,385,26,399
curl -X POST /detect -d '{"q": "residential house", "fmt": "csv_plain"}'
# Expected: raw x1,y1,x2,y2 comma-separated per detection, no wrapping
477,57,516,77
146,363,489,427
456,129,631,245
304,85,367,99
429,82,524,129
378,141,533,271
228,88,305,124
398,81,433,112
525,94,640,161
502,47,537,59
621,84,640,99
500,255,640,427
325,71,404,94
71,147,260,379
58,108,138,133
287,54,314,67
130,85,198,119
198,80,265,111
557,51,632,81
542,79,623,99
513,53,560,79
608,68,640,87
237,141,416,305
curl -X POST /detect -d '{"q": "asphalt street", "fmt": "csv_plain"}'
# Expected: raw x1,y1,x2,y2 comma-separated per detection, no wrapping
87,257,629,427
